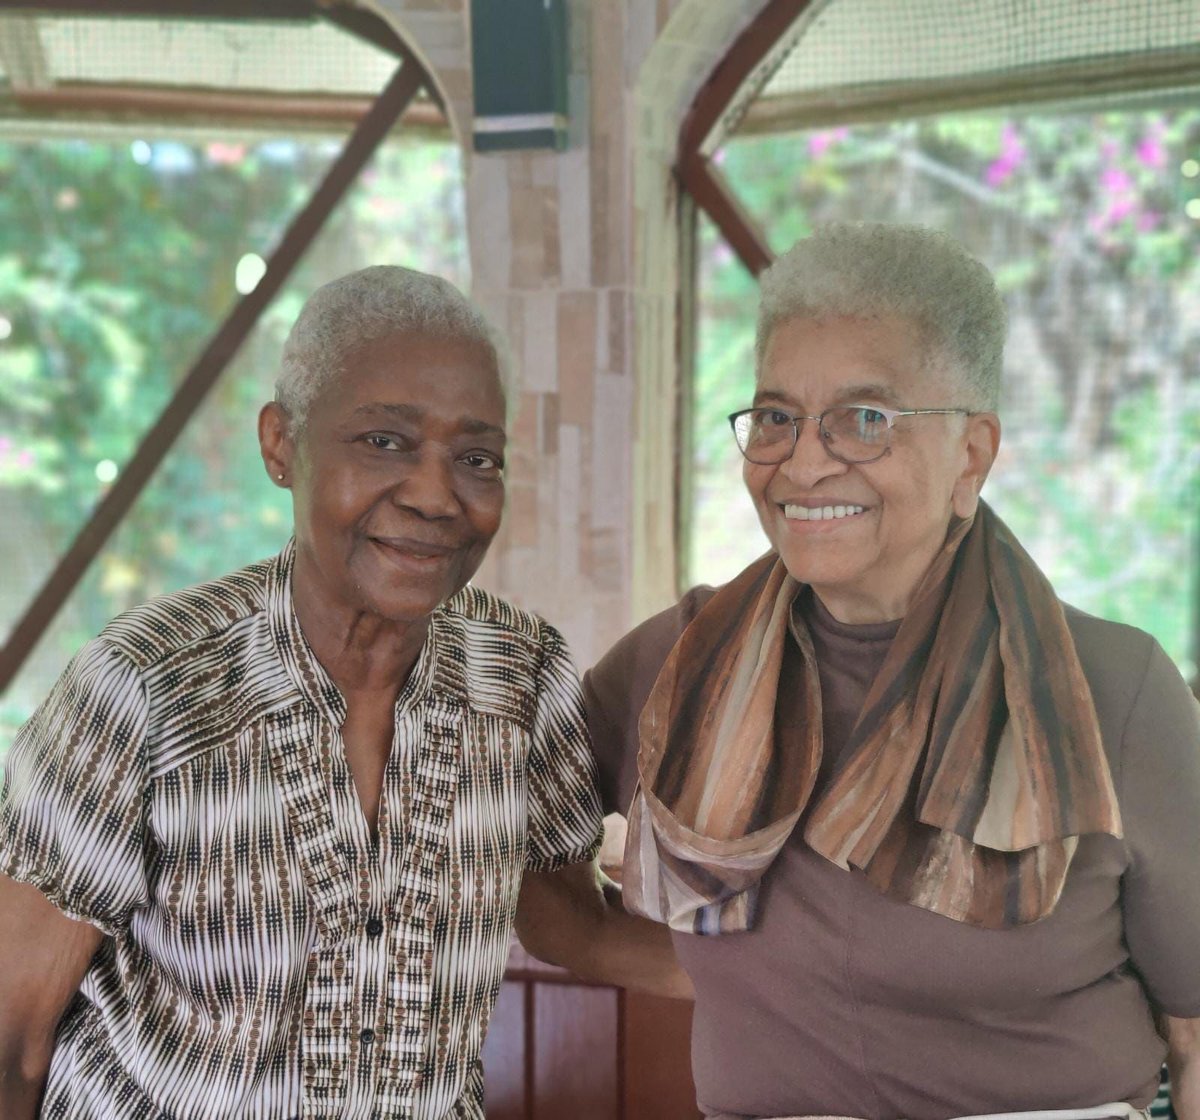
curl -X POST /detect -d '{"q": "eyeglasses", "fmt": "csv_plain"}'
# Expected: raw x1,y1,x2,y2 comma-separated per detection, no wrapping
728,405,972,466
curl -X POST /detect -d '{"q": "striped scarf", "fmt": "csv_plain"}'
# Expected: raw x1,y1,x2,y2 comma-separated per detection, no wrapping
623,503,1121,932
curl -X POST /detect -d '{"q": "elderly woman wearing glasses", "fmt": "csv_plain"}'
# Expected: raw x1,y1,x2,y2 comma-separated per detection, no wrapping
584,223,1200,1120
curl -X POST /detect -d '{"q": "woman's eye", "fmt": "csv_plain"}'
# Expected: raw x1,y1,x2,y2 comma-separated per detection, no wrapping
763,410,792,428
364,434,401,451
461,452,503,474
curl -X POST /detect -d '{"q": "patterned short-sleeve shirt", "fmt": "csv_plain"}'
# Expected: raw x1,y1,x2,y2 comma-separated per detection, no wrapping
0,543,603,1119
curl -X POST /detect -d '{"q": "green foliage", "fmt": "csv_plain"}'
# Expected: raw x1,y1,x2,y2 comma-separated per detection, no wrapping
691,108,1200,675
0,131,467,741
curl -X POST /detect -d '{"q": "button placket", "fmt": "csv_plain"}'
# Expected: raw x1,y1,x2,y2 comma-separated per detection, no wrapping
383,696,465,1096
266,706,357,1118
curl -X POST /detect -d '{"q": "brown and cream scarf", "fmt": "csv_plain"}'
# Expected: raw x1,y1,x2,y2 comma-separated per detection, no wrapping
623,502,1121,932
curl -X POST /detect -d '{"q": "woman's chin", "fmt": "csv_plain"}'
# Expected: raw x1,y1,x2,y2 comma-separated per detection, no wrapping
773,534,871,586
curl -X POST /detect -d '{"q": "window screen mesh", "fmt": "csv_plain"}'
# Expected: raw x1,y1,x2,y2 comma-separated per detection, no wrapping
0,11,462,736
718,0,1200,141
769,0,1200,94
0,12,410,134
29,17,396,94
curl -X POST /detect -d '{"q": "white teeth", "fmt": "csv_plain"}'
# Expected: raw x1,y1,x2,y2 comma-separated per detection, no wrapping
783,504,865,521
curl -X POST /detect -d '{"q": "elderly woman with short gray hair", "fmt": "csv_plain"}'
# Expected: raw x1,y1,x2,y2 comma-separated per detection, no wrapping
586,223,1200,1120
0,265,684,1119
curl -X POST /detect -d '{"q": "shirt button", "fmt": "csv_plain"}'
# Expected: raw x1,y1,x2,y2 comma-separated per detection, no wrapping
365,916,384,938
360,1028,376,1045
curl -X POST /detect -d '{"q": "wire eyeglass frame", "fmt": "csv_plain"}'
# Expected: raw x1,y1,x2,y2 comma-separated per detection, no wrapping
728,405,973,466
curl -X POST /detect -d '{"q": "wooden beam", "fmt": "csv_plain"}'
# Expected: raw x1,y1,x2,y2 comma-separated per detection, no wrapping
679,0,811,157
676,0,815,278
0,0,318,17
0,59,427,691
9,82,446,132
678,152,772,277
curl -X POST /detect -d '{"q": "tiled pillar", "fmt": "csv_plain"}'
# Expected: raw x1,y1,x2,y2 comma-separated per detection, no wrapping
375,0,770,667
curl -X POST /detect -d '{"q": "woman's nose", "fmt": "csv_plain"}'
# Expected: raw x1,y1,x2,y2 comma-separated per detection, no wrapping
778,417,848,485
394,451,460,518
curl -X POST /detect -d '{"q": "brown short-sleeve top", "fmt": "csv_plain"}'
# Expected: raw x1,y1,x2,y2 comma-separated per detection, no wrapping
585,586,1200,1120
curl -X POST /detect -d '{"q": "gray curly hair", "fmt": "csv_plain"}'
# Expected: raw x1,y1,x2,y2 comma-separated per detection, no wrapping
275,265,513,430
757,222,1006,410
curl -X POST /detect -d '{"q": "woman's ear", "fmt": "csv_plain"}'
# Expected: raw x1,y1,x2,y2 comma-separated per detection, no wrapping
952,411,1001,518
258,402,295,488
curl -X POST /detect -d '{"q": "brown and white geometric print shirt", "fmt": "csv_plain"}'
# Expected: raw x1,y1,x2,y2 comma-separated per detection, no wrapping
0,542,603,1120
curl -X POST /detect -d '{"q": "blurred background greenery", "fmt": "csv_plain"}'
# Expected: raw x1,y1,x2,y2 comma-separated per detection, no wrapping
0,131,467,741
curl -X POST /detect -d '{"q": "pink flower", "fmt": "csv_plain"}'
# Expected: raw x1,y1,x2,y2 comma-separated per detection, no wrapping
205,142,245,166
807,127,848,158
1107,197,1135,224
0,436,10,455
1101,166,1133,194
985,160,1012,187
1135,135,1166,170
14,449,33,468
984,122,1025,186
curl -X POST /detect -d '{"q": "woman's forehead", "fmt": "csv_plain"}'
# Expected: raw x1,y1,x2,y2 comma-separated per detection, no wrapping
302,333,506,436
757,314,958,404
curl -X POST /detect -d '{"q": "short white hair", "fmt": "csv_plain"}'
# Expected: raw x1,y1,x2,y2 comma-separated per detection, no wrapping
757,222,1006,410
275,265,514,429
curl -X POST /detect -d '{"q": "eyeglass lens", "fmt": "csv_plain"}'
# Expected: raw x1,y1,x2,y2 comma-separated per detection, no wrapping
734,407,890,464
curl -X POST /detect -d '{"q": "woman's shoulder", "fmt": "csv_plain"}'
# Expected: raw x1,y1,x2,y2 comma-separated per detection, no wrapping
586,585,718,707
443,583,548,645
1061,603,1197,775
98,554,277,672
440,585,585,703
1061,603,1162,714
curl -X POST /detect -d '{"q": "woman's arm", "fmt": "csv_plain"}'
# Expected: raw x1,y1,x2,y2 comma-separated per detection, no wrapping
1167,1016,1200,1120
0,874,103,1119
515,858,693,1000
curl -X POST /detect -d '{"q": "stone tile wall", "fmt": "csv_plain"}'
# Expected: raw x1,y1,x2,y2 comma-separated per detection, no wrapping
374,0,771,666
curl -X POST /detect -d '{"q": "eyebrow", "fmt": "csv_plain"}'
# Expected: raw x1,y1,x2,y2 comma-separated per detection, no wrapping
753,382,906,409
351,402,506,439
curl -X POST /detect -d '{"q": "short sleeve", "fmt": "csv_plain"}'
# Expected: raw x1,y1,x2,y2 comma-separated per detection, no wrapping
1120,639,1200,1017
524,623,604,872
583,586,716,816
0,638,151,936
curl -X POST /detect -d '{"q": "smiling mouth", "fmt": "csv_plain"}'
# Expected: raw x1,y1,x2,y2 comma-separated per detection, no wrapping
782,504,866,521
371,536,455,562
